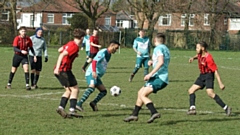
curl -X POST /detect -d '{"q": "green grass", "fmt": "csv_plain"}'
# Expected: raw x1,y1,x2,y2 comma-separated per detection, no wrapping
0,47,239,135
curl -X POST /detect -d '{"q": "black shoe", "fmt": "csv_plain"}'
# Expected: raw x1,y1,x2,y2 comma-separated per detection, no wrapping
147,113,161,123
56,108,68,118
26,86,31,90
187,109,197,115
89,101,98,111
5,85,11,89
67,110,83,118
123,115,138,122
76,105,84,112
225,107,232,116
129,74,134,82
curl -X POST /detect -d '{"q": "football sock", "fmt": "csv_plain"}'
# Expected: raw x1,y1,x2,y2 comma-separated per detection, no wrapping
189,93,196,107
213,94,226,108
77,87,95,106
132,67,139,75
70,98,77,110
24,72,30,84
8,72,15,84
60,97,69,109
82,62,89,70
34,75,39,85
93,90,107,104
144,68,149,76
146,102,158,115
131,105,141,116
30,73,34,86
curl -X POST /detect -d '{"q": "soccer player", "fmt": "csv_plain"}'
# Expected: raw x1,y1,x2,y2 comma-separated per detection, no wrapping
82,29,101,72
129,29,151,82
187,41,231,116
76,40,120,112
55,28,85,118
124,33,170,123
29,27,48,89
82,28,91,60
6,26,37,90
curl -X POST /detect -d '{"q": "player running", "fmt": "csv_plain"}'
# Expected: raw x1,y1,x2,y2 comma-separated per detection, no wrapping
76,40,120,112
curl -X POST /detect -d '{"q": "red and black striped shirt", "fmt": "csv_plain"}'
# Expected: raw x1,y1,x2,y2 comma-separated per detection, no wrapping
197,53,217,74
13,36,32,55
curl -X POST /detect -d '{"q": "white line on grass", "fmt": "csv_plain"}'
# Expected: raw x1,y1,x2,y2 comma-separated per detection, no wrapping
0,92,216,114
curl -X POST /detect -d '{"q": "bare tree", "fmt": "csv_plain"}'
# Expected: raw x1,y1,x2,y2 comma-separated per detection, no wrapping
63,0,111,28
126,0,166,44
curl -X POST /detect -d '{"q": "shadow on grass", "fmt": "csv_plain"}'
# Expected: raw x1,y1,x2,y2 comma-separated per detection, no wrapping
107,67,130,69
37,87,63,90
160,117,240,126
169,80,193,82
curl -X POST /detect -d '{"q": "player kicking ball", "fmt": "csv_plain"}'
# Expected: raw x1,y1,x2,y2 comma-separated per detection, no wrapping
187,41,231,116
54,28,85,119
76,40,120,112
124,33,170,123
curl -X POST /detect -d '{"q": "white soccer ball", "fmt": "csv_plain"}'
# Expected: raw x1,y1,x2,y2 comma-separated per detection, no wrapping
110,86,121,96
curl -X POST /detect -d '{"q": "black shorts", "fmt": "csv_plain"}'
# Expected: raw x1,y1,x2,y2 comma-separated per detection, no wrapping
55,71,77,87
194,73,214,89
12,54,29,67
89,53,97,59
29,56,42,71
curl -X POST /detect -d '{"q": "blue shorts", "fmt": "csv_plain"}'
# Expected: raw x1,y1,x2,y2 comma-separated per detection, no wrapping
135,57,149,68
144,75,167,93
86,75,103,86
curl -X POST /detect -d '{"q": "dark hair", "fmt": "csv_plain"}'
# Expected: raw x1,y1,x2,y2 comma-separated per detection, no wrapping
139,29,145,32
198,41,208,49
156,33,165,43
18,26,27,31
73,28,86,39
110,40,120,46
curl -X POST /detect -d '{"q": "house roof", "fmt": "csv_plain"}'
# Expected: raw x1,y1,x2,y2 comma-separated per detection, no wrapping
116,10,133,20
21,0,80,13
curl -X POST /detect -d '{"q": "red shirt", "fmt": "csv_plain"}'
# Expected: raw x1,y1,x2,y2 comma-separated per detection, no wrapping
197,53,217,74
90,35,99,53
13,36,33,55
57,41,79,72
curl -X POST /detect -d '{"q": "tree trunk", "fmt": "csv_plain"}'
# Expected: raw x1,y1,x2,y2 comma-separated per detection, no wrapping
9,0,17,36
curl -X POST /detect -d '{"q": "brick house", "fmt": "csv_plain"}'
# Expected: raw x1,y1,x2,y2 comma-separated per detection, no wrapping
19,0,117,30
141,1,240,34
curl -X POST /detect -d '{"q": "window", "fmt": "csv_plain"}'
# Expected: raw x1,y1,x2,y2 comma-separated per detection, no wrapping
47,13,54,23
159,14,171,26
116,20,123,28
1,11,9,21
181,14,195,26
105,16,111,26
62,13,73,25
229,18,240,30
204,14,210,25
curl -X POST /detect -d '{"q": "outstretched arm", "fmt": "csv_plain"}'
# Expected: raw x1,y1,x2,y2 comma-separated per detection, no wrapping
189,54,198,63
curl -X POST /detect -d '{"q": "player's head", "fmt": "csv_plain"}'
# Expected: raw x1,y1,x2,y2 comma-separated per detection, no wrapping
18,26,27,37
138,29,145,38
196,41,208,54
86,28,90,35
93,28,98,36
108,40,120,54
35,27,43,37
154,33,165,45
73,28,86,45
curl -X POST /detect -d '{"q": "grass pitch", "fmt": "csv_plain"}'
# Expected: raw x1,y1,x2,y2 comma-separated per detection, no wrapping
0,47,239,135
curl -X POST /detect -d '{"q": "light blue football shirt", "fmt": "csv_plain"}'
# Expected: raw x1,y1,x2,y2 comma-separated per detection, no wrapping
85,48,111,78
133,36,150,58
83,35,90,51
152,44,170,84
